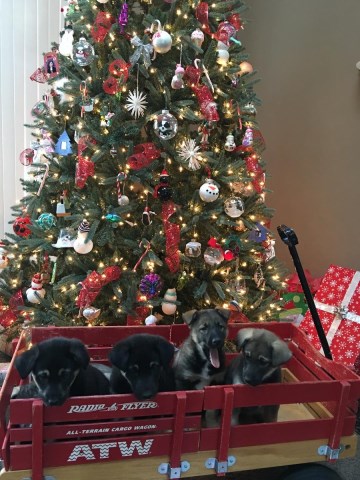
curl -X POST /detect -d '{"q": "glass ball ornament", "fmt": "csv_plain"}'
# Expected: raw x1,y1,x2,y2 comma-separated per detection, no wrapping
153,110,178,140
83,306,101,321
224,196,245,218
19,148,35,166
185,239,202,258
118,195,130,206
73,37,95,67
199,179,219,203
152,29,172,54
204,246,224,266
37,213,57,231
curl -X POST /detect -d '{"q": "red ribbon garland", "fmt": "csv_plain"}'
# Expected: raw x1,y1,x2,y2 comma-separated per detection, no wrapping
184,65,219,122
76,136,96,189
76,266,121,309
161,201,180,273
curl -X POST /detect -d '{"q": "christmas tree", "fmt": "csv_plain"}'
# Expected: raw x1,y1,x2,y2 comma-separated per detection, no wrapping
0,0,287,336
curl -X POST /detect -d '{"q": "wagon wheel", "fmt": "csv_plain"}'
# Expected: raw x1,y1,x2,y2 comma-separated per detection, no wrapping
280,463,343,480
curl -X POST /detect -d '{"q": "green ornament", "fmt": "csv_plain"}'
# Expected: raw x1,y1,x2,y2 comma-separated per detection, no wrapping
37,213,57,231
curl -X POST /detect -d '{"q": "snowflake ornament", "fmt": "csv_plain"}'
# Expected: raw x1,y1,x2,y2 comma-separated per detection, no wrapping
125,89,147,118
177,138,202,170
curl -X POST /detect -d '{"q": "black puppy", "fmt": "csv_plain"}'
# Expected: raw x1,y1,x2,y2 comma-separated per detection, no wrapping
225,328,293,424
173,308,230,391
15,337,110,406
109,334,175,400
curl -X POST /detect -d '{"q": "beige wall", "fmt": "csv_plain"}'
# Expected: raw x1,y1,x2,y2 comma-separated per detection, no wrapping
242,0,360,277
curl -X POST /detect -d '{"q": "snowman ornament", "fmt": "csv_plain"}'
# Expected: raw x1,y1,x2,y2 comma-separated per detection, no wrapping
199,179,220,203
59,25,74,57
73,219,93,254
26,273,46,304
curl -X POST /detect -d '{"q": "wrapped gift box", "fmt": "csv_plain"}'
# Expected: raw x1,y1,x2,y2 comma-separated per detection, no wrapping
300,264,360,366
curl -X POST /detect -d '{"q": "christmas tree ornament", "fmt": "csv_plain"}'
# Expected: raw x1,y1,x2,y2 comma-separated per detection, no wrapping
204,238,224,266
254,264,265,288
44,51,59,78
52,228,76,248
117,171,129,206
224,134,236,152
161,288,177,315
56,194,71,217
39,128,55,156
224,234,242,257
31,100,48,117
26,273,46,304
129,35,153,69
105,213,121,223
83,306,101,321
238,61,254,76
263,239,276,262
110,146,118,158
100,112,115,126
249,223,268,243
224,249,235,261
199,178,219,202
142,205,156,225
144,313,158,325
13,215,32,238
36,163,50,197
153,169,172,201
139,273,163,299
151,20,172,56
59,25,74,57
30,67,48,83
54,77,72,104
0,246,8,269
234,219,246,231
191,28,205,48
171,64,185,89
103,76,121,95
55,130,72,156
216,41,229,66
19,148,35,166
224,196,245,218
73,219,93,255
242,127,253,147
108,59,129,83
242,102,257,116
177,138,202,170
97,0,109,3
118,2,128,34
36,213,57,231
73,37,95,67
125,64,147,119
153,110,178,140
185,239,201,258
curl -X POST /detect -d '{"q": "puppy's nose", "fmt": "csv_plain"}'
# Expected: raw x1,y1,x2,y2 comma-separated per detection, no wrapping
210,338,221,348
46,397,62,406
140,390,155,400
244,376,259,387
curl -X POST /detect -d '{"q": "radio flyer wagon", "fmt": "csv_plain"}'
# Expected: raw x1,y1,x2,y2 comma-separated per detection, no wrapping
0,225,359,480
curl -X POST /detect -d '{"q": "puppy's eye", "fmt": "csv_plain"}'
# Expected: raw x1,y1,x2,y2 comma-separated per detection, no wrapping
58,370,72,378
200,325,208,332
37,371,49,380
150,361,160,369
129,365,139,373
259,357,269,366
244,351,251,359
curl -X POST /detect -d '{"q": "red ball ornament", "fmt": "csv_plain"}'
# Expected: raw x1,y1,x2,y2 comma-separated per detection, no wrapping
103,76,121,95
19,148,35,166
13,215,32,237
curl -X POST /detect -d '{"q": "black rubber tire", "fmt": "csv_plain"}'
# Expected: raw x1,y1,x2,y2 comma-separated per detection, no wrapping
280,463,343,480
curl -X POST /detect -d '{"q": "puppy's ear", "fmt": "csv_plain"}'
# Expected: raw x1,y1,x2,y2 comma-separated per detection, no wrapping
14,345,39,379
156,337,175,367
69,339,90,369
108,342,129,370
236,328,255,352
182,309,198,325
271,340,292,366
215,308,231,322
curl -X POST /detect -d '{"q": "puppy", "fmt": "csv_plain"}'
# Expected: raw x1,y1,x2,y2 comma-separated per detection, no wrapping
109,334,175,400
173,308,230,390
14,337,110,406
225,328,292,424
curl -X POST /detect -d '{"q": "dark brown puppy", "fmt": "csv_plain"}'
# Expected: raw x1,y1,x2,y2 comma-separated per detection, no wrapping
225,328,292,424
173,308,230,390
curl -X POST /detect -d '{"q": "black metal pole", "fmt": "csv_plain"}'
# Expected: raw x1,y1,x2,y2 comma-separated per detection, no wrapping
277,224,332,360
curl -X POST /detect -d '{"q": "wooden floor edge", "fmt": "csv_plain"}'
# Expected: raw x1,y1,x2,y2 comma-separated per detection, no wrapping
0,435,357,480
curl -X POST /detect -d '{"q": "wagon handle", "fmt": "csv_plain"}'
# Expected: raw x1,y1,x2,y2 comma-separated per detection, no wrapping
277,224,333,360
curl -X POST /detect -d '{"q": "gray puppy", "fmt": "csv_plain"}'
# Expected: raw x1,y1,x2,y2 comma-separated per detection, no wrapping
225,328,292,425
173,308,230,390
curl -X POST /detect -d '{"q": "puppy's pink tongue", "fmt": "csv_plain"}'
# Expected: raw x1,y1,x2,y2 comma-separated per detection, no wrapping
210,348,220,368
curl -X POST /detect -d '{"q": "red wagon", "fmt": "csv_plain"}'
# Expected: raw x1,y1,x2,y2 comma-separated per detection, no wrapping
0,321,359,480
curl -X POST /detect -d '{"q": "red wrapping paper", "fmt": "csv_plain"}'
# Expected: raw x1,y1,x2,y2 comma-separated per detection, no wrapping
300,264,360,366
